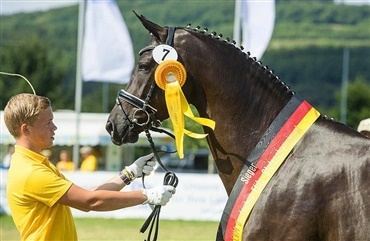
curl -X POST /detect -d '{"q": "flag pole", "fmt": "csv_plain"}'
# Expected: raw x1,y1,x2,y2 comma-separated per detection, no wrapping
233,0,241,46
73,0,86,168
340,48,349,124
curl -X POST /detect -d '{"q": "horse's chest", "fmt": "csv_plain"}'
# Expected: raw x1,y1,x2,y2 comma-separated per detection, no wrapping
242,166,319,240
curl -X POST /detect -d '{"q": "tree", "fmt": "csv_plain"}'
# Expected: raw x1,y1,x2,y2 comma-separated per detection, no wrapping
0,34,72,110
328,75,370,129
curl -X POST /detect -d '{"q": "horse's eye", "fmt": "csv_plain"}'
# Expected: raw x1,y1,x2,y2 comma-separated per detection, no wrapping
138,63,151,72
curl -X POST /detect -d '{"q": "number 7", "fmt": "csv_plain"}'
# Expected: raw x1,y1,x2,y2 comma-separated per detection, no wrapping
161,49,170,61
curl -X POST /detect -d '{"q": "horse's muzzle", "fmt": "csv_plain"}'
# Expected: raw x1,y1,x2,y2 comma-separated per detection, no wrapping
106,118,140,145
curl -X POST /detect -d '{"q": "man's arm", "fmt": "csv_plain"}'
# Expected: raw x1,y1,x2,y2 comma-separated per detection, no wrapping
58,184,146,212
57,183,175,212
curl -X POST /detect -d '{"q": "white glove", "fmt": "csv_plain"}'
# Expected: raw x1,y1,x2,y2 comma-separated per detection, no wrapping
142,185,176,206
125,153,156,179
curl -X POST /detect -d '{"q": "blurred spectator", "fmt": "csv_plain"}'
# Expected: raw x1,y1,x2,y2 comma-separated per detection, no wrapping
357,118,370,138
80,146,98,171
2,144,14,168
56,150,75,171
41,149,54,164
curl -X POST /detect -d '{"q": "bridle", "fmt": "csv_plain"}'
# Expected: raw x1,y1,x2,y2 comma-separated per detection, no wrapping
115,26,178,169
115,26,178,241
116,87,159,129
115,26,177,133
115,26,177,168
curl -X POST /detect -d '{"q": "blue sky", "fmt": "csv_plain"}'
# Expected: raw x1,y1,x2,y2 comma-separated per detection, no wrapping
0,0,78,15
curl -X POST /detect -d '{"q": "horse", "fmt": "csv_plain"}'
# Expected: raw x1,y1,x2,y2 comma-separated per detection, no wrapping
106,13,370,241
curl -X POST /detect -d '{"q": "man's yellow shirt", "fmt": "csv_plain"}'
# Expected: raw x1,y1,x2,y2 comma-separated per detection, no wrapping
7,145,77,241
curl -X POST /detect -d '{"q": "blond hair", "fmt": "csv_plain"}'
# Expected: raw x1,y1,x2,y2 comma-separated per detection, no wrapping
4,93,51,138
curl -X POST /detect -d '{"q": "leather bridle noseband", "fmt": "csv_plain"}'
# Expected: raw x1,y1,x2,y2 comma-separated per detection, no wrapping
116,88,158,128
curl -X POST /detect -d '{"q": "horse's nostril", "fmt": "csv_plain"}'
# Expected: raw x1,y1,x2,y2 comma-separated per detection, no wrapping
105,121,113,134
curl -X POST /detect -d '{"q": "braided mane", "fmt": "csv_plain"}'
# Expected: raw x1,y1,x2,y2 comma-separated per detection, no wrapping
183,23,292,96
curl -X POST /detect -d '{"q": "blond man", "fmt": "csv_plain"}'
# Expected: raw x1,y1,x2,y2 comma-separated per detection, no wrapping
4,93,175,241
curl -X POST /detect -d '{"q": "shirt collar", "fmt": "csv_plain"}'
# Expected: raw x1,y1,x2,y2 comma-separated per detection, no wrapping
14,145,48,164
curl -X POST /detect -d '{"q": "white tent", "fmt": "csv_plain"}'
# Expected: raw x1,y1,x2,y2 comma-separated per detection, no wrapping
0,111,172,146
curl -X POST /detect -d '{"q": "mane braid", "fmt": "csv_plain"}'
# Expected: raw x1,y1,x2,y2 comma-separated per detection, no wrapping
184,24,292,95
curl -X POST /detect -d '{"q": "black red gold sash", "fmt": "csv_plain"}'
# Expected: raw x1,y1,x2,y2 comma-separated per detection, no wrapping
217,95,320,241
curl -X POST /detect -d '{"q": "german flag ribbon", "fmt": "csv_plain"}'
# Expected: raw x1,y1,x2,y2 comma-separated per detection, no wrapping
217,95,320,241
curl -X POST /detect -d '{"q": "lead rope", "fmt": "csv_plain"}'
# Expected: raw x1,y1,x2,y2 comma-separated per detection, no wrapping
140,171,178,241
140,127,178,241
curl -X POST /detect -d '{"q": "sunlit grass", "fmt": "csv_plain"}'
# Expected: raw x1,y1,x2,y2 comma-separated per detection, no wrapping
1,215,219,241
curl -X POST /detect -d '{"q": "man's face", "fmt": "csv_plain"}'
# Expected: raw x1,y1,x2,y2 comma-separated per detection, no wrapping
27,107,57,151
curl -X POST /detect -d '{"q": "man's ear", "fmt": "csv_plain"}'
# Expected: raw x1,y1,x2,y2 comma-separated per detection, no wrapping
20,124,30,135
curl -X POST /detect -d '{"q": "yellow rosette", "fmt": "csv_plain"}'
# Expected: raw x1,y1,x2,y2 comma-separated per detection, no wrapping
155,60,215,159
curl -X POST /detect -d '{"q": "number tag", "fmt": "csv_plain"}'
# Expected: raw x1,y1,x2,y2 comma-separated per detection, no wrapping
153,44,178,64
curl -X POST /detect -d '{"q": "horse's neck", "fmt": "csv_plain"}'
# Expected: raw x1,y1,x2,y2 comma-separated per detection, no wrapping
187,39,292,194
196,50,291,142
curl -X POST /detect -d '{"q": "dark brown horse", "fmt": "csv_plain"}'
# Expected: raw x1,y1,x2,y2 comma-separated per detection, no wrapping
106,13,369,241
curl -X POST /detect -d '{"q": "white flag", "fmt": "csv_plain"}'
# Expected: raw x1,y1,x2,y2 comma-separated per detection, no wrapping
82,0,134,84
234,0,275,61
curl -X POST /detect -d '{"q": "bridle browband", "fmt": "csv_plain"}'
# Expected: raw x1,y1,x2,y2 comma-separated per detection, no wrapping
115,26,179,241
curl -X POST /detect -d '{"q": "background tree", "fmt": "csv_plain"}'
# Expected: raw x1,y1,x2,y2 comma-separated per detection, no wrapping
328,76,370,129
0,34,72,110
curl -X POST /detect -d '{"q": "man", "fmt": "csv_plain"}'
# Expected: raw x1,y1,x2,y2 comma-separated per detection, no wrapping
4,93,175,241
79,146,98,171
56,149,75,171
358,118,370,138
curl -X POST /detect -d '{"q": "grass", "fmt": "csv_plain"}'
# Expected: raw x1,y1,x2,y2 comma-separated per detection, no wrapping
0,215,219,241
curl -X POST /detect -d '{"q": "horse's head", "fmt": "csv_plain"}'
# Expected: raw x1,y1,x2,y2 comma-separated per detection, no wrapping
106,13,198,145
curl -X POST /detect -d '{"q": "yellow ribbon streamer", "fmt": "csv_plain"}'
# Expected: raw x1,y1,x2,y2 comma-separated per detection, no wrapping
155,60,215,158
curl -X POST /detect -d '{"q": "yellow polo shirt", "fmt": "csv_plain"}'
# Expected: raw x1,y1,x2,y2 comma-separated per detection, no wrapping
7,145,77,241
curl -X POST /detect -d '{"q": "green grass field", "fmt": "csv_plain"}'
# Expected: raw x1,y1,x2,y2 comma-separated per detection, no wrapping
1,215,219,241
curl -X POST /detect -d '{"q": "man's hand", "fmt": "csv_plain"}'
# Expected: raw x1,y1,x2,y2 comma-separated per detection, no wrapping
142,185,176,206
125,153,156,180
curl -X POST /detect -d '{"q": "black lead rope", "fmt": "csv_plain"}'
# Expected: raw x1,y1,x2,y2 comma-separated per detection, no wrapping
140,128,178,241
140,171,178,241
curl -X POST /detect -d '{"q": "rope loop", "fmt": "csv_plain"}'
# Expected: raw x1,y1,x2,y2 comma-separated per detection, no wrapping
140,172,178,241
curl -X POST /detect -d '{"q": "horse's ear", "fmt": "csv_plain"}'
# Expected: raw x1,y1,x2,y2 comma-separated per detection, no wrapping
133,11,166,42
